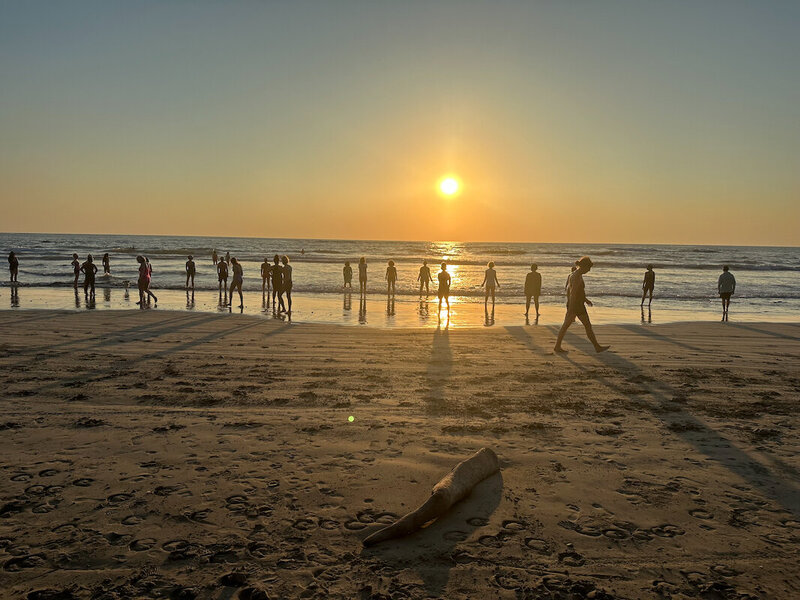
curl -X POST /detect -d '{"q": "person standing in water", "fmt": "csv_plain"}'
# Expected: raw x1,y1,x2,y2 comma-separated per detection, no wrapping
281,255,293,312
229,257,244,308
641,265,655,307
217,258,228,301
261,258,272,296
81,254,98,298
358,257,367,294
136,255,149,306
8,252,18,282
343,261,353,288
143,257,158,304
481,261,500,309
386,260,397,295
718,265,736,321
225,251,231,265
525,264,542,317
102,253,111,275
71,253,81,287
212,249,218,265
437,262,451,312
185,255,196,289
554,256,609,354
418,259,433,294
271,254,285,312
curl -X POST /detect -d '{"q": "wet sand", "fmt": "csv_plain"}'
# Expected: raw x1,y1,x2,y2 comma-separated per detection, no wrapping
1,311,799,599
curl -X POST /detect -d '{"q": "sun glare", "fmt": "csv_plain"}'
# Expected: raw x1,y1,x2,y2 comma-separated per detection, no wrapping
438,176,460,197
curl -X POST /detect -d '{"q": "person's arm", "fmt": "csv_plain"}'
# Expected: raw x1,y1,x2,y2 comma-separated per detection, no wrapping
92,264,98,274
718,275,722,293
643,274,647,289
417,269,421,282
480,273,486,287
731,275,736,294
495,273,500,288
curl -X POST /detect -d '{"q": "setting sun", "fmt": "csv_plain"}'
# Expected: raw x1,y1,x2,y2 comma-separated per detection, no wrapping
438,177,460,197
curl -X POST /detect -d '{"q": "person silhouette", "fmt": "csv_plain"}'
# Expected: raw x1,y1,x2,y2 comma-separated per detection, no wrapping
212,249,218,265
261,258,272,296
102,253,111,275
81,254,98,298
525,264,542,317
135,255,149,306
272,254,285,312
229,257,244,308
343,261,353,288
217,257,229,302
418,260,433,294
143,257,158,304
8,251,18,283
553,256,609,354
185,255,196,289
718,265,736,321
386,260,397,295
225,251,231,265
358,257,367,294
281,255,293,313
437,262,451,312
641,264,655,307
71,253,81,287
481,261,500,309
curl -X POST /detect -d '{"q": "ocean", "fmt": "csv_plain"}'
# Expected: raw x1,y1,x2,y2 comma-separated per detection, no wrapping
1,233,798,327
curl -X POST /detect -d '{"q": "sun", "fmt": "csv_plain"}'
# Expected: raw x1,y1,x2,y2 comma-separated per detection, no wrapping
438,176,460,197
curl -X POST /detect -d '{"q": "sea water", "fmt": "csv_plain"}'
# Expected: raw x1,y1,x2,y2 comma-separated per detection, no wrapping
1,233,798,327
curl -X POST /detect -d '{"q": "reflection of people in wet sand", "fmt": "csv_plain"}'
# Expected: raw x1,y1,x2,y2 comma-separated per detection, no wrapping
418,260,433,294
102,253,110,275
554,256,609,354
81,255,98,298
217,258,228,299
185,255,195,289
386,260,397,294
358,257,367,293
641,264,655,306
272,255,286,312
525,264,542,317
212,249,218,265
281,255,293,312
229,257,244,308
261,258,272,295
343,261,353,288
437,262,451,312
8,252,18,282
481,261,500,308
718,265,736,321
71,253,81,287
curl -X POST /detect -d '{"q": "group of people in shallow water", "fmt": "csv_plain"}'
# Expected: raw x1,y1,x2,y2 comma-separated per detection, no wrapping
6,249,739,333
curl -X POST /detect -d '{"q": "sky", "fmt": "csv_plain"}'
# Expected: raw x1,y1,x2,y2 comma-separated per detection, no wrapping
1,1,798,245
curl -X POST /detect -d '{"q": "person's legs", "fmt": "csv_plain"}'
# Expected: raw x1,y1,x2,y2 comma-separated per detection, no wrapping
576,312,609,352
286,290,292,312
647,288,653,306
525,295,531,315
641,290,647,306
553,311,574,352
237,282,243,308
534,294,540,316
491,288,496,308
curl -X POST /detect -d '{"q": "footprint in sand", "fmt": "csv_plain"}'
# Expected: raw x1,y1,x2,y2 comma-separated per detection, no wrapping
247,541,274,559
558,550,586,567
443,530,469,542
689,508,714,520
291,518,317,531
318,518,339,530
711,564,739,577
25,484,48,496
650,524,685,538
10,473,32,482
51,523,77,534
466,517,490,527
129,538,156,551
71,478,93,487
602,527,629,540
121,515,144,526
107,493,133,504
478,534,504,548
38,469,59,477
524,538,552,555
161,539,189,553
4,554,47,571
492,570,528,591
501,519,527,532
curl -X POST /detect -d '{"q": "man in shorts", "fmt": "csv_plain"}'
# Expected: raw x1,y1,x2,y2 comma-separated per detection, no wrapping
718,265,736,321
554,256,610,354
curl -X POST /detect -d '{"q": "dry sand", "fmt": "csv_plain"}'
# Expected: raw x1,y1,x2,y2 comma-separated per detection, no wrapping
1,310,799,599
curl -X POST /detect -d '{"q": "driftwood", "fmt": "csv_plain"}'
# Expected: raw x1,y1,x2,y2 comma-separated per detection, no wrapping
362,447,500,546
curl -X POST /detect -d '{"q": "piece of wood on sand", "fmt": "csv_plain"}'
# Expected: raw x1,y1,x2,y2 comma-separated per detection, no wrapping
362,447,500,547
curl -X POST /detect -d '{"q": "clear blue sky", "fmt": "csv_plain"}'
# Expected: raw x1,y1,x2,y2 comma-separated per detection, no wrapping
1,1,798,244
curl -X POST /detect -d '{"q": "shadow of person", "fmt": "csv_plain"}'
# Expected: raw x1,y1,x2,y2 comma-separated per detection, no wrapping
360,471,503,598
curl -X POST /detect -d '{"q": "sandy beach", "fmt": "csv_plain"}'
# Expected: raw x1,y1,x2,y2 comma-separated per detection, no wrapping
1,310,799,599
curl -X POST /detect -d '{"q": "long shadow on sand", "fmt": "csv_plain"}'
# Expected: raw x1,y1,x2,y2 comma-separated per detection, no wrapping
424,319,452,413
726,322,800,342
360,471,503,598
526,326,800,519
